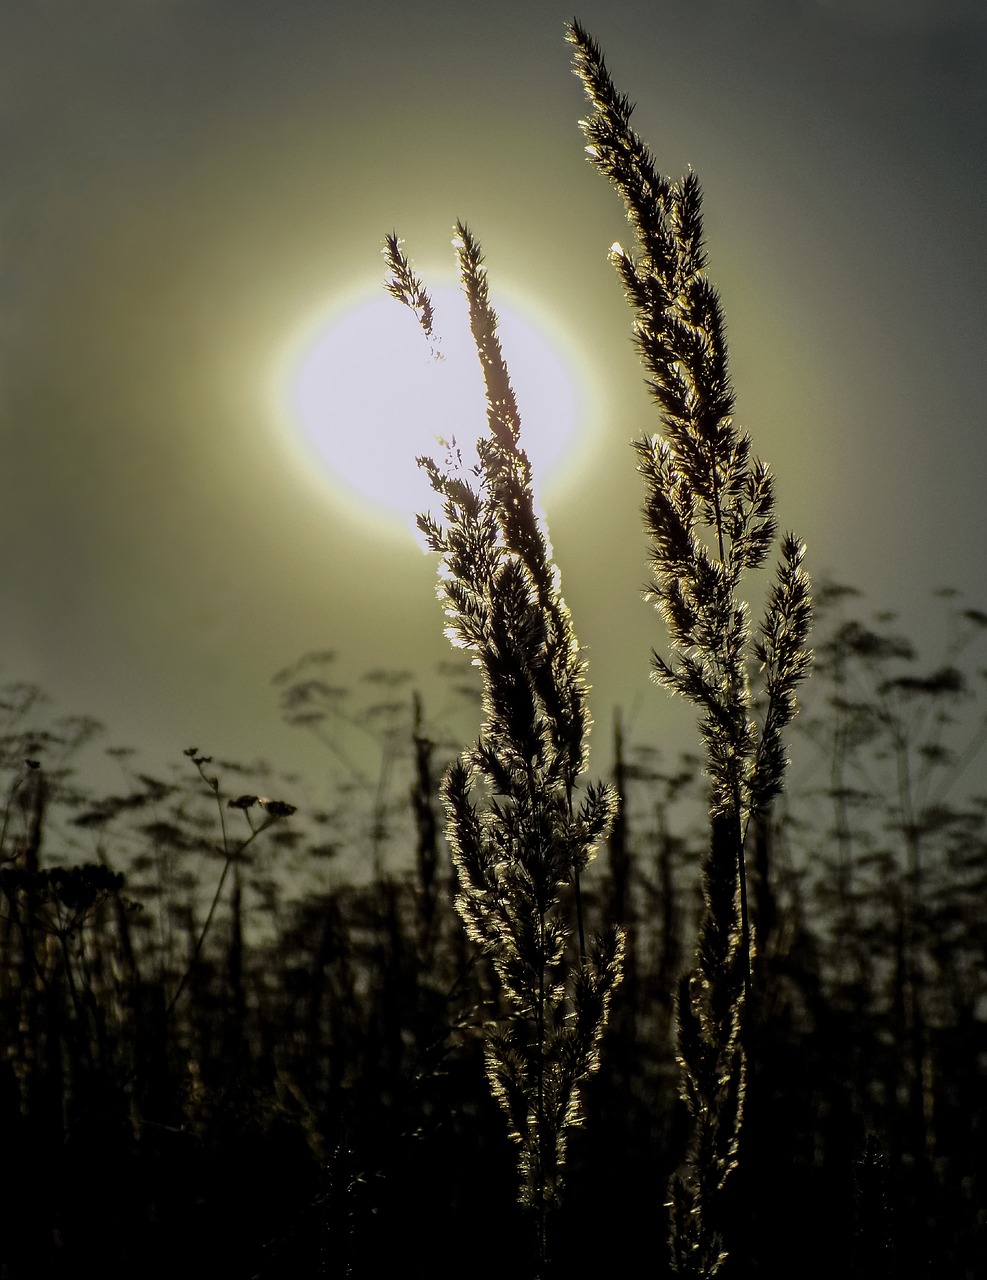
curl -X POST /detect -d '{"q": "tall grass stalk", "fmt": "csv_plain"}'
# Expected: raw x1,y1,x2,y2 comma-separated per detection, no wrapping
569,20,812,1277
384,224,623,1275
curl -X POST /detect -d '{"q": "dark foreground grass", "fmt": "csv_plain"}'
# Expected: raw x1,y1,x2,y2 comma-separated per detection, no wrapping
1,583,985,1279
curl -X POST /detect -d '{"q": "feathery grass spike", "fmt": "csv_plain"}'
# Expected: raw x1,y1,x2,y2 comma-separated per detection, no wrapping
569,18,812,1278
384,224,624,1274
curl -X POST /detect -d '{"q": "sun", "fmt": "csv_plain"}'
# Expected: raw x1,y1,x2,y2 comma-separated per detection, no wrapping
283,284,586,529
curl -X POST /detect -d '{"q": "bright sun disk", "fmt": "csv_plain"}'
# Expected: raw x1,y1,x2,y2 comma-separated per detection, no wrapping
284,284,585,529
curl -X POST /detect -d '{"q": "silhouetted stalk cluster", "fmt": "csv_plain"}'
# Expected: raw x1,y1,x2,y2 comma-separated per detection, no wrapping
569,20,812,1277
385,225,624,1271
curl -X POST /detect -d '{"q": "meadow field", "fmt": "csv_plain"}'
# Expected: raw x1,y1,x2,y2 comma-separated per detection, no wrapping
2,20,984,1280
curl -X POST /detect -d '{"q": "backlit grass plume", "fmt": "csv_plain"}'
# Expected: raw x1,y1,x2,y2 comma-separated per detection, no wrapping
569,19,812,1278
384,225,624,1272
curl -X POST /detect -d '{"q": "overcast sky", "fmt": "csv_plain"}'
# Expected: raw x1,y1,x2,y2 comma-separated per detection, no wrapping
2,0,985,800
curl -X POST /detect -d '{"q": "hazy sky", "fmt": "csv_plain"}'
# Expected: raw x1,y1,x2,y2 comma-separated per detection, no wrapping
3,0,986,795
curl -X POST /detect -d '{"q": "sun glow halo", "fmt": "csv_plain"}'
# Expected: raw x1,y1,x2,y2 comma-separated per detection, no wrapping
285,284,585,529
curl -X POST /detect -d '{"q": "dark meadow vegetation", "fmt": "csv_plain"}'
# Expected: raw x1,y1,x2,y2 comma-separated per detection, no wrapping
4,19,986,1280
2,587,986,1280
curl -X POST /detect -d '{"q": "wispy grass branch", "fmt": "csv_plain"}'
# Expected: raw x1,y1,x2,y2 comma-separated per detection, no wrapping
569,18,812,1277
384,224,623,1275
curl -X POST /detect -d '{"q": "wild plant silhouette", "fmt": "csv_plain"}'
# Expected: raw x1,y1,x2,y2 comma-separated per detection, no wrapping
567,21,812,1275
384,222,623,1272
